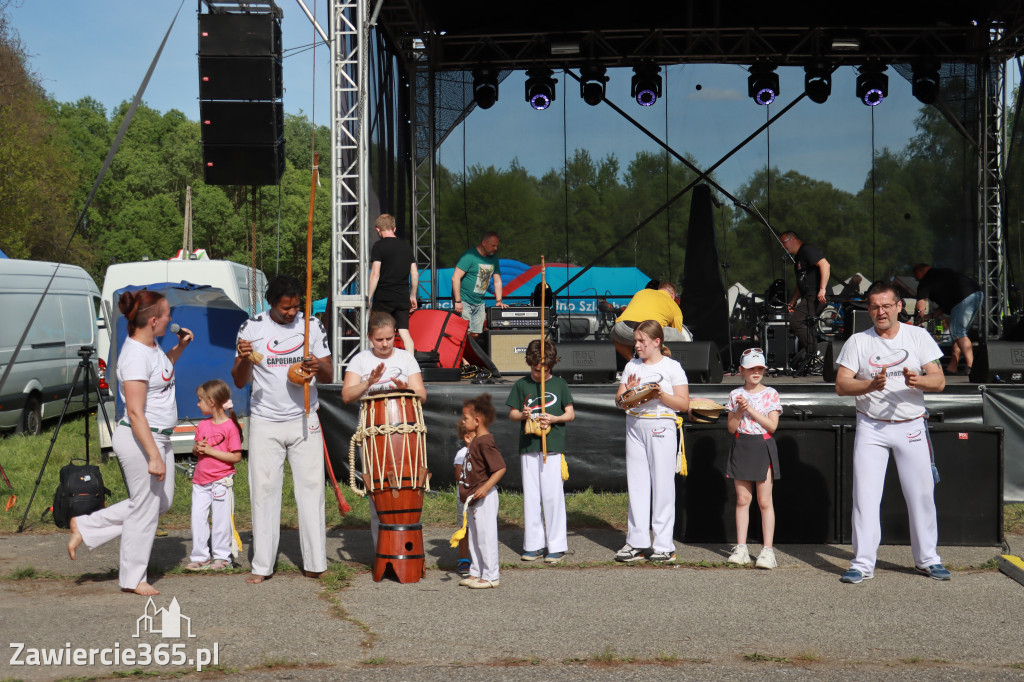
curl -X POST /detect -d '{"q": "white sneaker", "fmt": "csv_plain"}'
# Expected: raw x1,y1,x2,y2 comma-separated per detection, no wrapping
755,547,777,569
727,544,751,565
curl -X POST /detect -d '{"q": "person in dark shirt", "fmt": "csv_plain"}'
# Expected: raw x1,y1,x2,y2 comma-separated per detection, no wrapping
368,214,419,353
912,263,983,374
457,394,506,589
781,231,831,352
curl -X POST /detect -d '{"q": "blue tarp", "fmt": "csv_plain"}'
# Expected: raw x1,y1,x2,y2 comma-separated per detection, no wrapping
111,281,250,420
417,262,651,315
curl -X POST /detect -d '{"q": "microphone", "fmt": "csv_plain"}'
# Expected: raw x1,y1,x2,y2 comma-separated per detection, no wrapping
169,323,187,337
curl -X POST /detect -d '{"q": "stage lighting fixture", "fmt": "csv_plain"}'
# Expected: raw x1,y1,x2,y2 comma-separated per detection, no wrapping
856,64,888,106
747,63,779,106
631,63,662,106
580,63,609,106
912,62,941,105
473,66,499,109
804,64,832,104
525,68,557,110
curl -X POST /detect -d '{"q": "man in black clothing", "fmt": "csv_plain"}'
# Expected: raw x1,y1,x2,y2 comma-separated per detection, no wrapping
368,214,419,352
780,231,831,352
912,263,983,374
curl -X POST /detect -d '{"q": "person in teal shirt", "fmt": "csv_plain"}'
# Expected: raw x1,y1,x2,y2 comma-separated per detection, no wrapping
506,340,574,564
452,231,507,337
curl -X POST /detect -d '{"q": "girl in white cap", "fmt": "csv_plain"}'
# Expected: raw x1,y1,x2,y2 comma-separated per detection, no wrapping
725,348,782,569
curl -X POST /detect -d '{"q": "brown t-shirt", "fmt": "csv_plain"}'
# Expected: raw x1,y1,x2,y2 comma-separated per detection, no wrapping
458,433,506,502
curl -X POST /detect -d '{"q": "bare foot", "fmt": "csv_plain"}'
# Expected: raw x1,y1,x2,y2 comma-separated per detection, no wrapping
122,582,159,596
67,517,83,560
246,573,270,584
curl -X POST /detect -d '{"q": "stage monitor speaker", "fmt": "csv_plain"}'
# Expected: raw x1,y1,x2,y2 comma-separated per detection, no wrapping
199,13,282,57
663,341,723,384
760,322,794,371
199,56,283,100
551,341,617,384
847,309,872,336
200,101,283,145
202,140,284,186
969,341,1024,383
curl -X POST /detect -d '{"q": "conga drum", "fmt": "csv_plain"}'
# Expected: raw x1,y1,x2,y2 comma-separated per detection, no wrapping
357,390,429,583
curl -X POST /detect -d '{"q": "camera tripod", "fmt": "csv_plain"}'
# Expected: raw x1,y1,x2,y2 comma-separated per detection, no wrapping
17,345,122,533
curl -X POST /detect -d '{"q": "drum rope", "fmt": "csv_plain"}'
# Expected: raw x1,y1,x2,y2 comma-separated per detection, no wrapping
348,394,429,497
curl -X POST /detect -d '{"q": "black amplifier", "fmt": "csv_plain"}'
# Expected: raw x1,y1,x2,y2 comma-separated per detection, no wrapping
487,306,556,330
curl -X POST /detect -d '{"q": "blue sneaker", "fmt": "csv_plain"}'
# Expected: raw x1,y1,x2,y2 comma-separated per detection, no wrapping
457,558,471,577
840,568,873,584
521,549,545,561
917,563,952,581
544,551,565,564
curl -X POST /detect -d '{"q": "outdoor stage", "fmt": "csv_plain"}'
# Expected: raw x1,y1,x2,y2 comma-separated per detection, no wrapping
319,372,1008,547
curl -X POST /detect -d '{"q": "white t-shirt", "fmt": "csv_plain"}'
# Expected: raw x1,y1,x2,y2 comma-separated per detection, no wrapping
345,347,421,394
619,355,689,415
237,312,331,421
117,337,178,430
726,386,782,435
453,445,468,467
836,323,943,421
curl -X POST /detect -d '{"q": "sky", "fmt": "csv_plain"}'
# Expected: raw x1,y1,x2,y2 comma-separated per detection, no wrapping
8,1,1017,198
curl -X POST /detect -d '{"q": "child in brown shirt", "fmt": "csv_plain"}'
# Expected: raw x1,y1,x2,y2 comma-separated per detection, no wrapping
457,394,506,588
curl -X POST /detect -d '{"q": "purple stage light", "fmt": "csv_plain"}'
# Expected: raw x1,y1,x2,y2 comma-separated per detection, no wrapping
862,88,884,106
530,93,551,110
754,88,776,105
636,89,657,106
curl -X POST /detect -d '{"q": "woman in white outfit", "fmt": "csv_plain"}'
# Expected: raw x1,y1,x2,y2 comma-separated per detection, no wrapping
614,319,689,564
68,289,193,595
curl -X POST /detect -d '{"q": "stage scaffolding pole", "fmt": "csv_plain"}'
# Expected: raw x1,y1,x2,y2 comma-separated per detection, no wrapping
978,50,1008,341
411,52,437,308
330,0,370,374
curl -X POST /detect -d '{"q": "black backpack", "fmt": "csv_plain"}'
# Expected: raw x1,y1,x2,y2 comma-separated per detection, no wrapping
51,459,110,529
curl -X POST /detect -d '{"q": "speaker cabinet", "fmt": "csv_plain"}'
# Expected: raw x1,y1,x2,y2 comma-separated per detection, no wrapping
202,140,285,186
970,341,1024,383
199,56,282,100
663,341,724,384
847,309,872,336
488,332,536,375
199,13,282,56
551,341,617,384
200,101,283,145
760,322,795,371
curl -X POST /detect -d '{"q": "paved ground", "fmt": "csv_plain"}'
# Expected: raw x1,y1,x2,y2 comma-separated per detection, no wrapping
1,527,1023,681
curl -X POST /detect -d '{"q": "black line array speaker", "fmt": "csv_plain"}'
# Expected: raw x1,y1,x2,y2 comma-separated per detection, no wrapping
551,341,617,384
199,11,284,186
969,341,1024,383
663,341,723,384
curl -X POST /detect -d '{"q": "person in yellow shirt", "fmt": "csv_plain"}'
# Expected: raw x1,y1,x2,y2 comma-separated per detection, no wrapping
609,282,691,361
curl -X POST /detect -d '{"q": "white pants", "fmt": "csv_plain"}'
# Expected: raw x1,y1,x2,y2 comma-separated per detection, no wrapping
521,452,568,553
467,487,500,581
190,479,232,562
850,414,941,575
625,416,677,553
76,426,174,590
248,414,327,576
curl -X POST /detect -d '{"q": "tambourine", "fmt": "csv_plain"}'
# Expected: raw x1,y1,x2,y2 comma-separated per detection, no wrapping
616,382,661,410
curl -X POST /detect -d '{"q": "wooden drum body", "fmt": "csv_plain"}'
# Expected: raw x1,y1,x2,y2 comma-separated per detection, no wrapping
358,390,429,583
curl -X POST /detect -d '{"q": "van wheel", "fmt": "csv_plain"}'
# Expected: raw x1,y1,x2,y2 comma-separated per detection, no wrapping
16,395,42,436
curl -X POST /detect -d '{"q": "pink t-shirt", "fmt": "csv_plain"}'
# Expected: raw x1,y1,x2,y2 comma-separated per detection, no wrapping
726,386,782,435
193,418,241,484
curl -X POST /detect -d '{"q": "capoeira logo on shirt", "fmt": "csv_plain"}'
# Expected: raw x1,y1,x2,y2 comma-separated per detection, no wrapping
366,366,403,389
868,349,909,376
523,392,557,414
265,332,305,355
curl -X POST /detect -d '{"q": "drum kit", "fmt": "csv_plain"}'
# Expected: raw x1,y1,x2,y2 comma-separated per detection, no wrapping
349,390,429,583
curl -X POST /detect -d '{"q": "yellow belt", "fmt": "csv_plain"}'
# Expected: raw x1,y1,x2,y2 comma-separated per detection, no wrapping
626,411,687,476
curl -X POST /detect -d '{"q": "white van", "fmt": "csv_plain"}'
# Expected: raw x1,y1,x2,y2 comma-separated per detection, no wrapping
97,258,268,373
0,260,103,435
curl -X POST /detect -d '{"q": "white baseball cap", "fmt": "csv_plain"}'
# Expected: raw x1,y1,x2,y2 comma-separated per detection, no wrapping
740,348,767,369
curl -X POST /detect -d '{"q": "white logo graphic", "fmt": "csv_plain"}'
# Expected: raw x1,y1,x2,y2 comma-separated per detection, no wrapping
135,598,196,639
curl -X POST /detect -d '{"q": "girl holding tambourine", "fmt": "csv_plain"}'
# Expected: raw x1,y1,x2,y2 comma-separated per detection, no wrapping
614,319,689,564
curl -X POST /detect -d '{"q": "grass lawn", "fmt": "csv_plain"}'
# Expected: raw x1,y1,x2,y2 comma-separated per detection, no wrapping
1,412,1021,537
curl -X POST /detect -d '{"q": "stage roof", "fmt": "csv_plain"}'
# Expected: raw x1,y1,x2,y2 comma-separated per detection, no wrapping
378,1,1024,69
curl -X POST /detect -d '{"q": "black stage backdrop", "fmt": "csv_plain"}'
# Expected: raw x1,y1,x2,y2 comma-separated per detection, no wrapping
681,184,729,361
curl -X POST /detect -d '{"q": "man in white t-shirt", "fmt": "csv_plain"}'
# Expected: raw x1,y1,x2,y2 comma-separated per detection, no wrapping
835,281,950,584
233,274,333,584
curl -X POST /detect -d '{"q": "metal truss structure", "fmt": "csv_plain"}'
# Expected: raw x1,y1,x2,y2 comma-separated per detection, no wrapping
328,2,1024,364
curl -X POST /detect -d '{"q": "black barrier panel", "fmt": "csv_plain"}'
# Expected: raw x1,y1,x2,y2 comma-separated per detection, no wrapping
839,423,1003,546
675,422,840,544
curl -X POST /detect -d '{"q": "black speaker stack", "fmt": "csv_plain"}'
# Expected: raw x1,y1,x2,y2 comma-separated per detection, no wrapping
199,11,285,186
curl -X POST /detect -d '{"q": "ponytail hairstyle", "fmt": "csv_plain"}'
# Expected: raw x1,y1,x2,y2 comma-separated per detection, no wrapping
198,379,243,440
634,319,671,357
118,289,167,337
368,311,397,335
